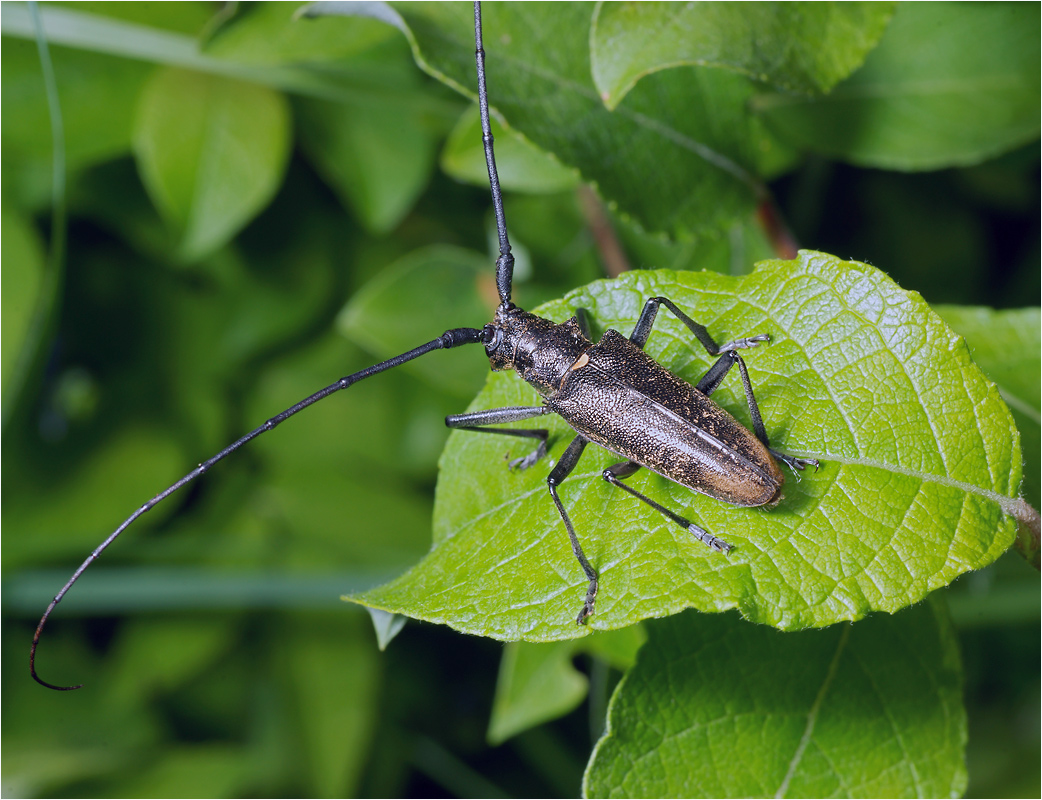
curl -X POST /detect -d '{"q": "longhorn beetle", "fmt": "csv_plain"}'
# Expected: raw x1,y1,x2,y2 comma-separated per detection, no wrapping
30,1,817,690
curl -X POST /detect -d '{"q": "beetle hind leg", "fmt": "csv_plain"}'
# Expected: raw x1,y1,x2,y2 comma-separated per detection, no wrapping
602,462,733,553
770,450,820,477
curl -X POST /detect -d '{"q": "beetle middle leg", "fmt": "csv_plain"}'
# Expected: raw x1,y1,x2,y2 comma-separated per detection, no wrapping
601,461,733,553
449,410,600,623
631,296,818,475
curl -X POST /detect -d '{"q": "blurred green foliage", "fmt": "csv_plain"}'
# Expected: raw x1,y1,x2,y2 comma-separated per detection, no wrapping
2,2,1037,798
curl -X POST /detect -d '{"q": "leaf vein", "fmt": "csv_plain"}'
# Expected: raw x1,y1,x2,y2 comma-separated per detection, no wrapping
774,625,850,797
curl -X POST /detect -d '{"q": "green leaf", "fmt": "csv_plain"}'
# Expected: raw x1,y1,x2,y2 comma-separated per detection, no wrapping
296,95,437,234
584,600,966,798
388,2,769,240
441,105,579,194
0,3,407,104
754,2,1041,170
203,2,398,66
349,252,1020,637
283,616,381,798
489,641,589,746
2,426,186,569
109,746,248,798
0,206,47,417
1,38,150,176
133,67,291,261
488,626,647,745
107,617,234,695
337,245,495,397
932,307,1040,435
591,2,895,109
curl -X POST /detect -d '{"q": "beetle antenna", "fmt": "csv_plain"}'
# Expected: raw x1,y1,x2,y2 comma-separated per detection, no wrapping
30,328,484,690
473,1,514,309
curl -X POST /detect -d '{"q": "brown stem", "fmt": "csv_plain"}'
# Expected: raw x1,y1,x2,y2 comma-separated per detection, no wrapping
756,192,800,260
577,185,630,278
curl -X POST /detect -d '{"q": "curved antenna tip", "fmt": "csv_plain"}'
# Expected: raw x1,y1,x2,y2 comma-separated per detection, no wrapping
31,670,84,692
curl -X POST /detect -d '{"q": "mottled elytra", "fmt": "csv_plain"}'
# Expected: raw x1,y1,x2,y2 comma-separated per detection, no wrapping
30,1,816,691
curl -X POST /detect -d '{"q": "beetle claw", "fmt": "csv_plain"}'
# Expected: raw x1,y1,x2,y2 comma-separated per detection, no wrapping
774,452,820,478
508,440,547,471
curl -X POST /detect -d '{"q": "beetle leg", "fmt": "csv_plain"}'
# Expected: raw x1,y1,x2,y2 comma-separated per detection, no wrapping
769,450,820,477
730,355,821,475
546,436,599,624
602,462,733,553
629,296,768,355
446,406,551,469
573,307,594,340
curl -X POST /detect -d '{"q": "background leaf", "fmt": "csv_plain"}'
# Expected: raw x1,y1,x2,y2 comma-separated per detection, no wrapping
591,2,895,109
202,2,399,65
488,626,646,745
297,94,438,234
391,2,769,240
0,206,48,418
755,2,1041,170
133,67,291,261
337,245,495,396
584,599,966,798
352,252,1021,636
441,105,579,194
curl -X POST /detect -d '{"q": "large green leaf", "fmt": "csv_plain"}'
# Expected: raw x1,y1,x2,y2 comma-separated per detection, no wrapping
349,252,1022,637
755,2,1041,170
584,600,966,798
590,2,895,110
133,67,291,261
382,2,773,240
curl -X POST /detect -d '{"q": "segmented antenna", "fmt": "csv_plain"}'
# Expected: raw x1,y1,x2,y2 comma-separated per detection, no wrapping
473,1,514,308
30,329,483,690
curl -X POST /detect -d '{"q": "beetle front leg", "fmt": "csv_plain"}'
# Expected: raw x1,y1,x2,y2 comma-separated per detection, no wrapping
546,436,599,624
602,461,733,552
446,406,551,470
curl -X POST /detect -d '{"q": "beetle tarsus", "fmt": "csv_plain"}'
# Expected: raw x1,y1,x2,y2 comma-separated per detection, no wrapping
508,440,547,471
576,581,598,625
690,524,733,553
718,333,771,353
772,451,820,478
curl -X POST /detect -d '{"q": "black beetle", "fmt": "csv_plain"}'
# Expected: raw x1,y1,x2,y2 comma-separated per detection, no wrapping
30,0,814,689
